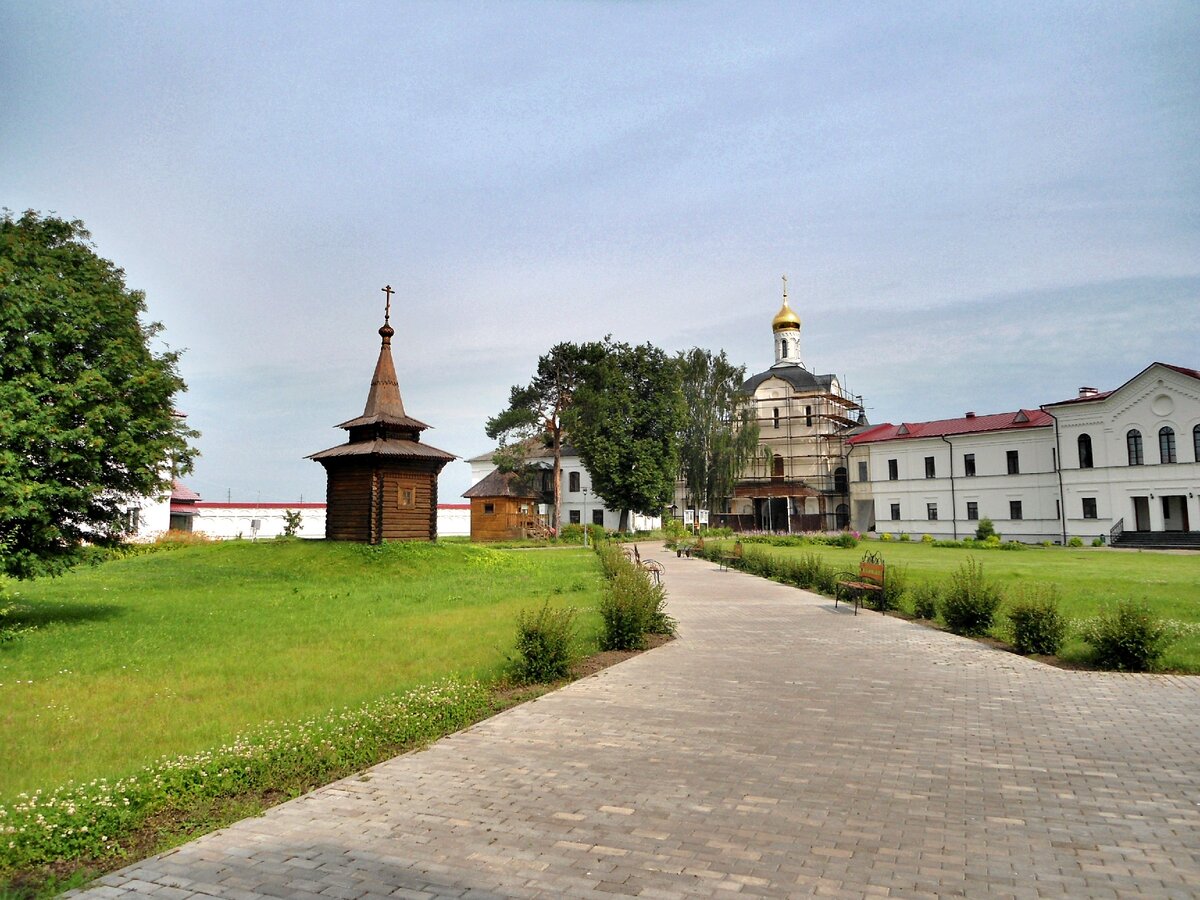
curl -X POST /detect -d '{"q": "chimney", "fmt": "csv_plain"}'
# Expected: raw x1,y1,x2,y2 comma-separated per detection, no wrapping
1078,387,1098,398
965,411,976,418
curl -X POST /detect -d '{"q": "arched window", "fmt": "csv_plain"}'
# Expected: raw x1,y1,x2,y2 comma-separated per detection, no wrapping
1194,424,1200,462
835,503,850,529
772,407,780,429
1077,433,1093,469
772,454,784,478
781,339,789,358
833,466,848,493
1159,426,1176,464
1127,429,1143,466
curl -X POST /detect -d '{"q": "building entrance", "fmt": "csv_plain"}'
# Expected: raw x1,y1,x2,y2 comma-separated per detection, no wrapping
1163,495,1190,531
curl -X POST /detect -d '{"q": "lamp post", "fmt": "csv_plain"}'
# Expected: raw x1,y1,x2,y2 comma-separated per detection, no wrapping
582,488,590,547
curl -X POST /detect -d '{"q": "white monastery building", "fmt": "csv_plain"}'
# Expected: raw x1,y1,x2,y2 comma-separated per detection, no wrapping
848,362,1200,546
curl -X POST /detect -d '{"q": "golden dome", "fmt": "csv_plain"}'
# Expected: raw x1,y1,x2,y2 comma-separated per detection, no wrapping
772,297,801,332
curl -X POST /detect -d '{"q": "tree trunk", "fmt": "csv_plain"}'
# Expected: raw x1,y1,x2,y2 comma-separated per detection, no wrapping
552,428,562,534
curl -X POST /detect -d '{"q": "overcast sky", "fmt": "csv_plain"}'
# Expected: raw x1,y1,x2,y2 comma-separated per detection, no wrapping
3,1,1197,503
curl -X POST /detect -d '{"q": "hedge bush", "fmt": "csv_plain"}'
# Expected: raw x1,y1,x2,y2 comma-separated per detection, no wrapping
1006,587,1067,656
1080,601,1176,671
910,582,939,620
511,601,578,683
940,559,1004,636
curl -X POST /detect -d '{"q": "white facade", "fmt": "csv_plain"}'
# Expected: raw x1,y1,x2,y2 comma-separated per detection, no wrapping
848,415,1059,541
848,363,1200,544
1045,363,1200,540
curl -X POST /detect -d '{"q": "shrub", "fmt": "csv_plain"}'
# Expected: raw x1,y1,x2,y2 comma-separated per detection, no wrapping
1000,540,1026,551
940,558,1004,636
282,509,303,537
511,601,577,683
560,523,585,543
1067,536,1083,548
879,562,907,611
974,518,997,540
879,532,893,542
595,541,627,580
1091,536,1105,547
910,582,939,620
1080,601,1177,671
599,566,674,650
1006,586,1067,656
832,532,858,549
898,532,911,542
1041,540,1053,548
921,533,934,544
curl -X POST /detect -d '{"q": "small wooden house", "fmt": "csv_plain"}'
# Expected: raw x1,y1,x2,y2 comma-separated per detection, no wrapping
308,300,454,543
462,469,550,541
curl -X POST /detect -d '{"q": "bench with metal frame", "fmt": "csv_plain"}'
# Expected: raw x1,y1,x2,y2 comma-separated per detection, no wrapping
719,541,744,572
834,553,887,615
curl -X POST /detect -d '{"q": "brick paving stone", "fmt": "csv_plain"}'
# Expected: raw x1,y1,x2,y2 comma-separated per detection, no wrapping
68,547,1200,898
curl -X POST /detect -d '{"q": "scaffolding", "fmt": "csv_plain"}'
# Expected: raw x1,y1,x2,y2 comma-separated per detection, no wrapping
721,379,863,533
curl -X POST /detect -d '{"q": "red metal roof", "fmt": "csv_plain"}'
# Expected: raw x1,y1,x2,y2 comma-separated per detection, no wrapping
171,480,202,502
848,409,1052,445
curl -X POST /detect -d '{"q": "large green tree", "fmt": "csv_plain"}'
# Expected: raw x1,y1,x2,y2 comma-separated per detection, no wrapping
0,211,197,577
676,347,760,515
485,342,601,531
568,340,683,531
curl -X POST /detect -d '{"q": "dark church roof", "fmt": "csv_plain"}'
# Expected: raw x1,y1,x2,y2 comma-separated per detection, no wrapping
741,363,837,395
308,302,455,465
309,438,454,461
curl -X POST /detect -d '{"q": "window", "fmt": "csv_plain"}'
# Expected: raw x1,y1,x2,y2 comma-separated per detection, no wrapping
483,502,495,515
857,461,868,482
1006,450,1020,475
569,509,581,524
887,459,898,481
568,471,581,492
1082,498,1098,519
927,503,938,521
397,485,416,508
834,467,848,493
964,453,976,477
773,407,780,429
1195,425,1200,462
1076,433,1093,468
1009,500,1023,520
780,339,788,357
592,509,604,526
773,454,785,478
890,503,901,521
924,456,935,478
123,508,140,534
1127,429,1143,465
966,501,978,521
1159,426,1176,463
805,405,813,427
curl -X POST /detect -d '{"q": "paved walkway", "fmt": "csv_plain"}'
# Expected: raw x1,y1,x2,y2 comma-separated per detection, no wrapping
75,547,1200,898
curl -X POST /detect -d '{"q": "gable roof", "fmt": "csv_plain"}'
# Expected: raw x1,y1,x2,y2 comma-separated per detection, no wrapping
1042,361,1200,409
462,468,543,499
848,409,1052,445
467,434,579,465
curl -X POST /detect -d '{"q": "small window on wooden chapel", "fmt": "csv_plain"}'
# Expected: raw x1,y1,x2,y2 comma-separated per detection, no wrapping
483,502,495,515
398,484,416,508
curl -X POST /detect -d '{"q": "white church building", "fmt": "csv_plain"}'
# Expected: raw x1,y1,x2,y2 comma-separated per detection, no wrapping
847,362,1200,546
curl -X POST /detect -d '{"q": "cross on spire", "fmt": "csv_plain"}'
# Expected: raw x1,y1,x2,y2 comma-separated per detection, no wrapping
781,274,788,301
381,284,394,325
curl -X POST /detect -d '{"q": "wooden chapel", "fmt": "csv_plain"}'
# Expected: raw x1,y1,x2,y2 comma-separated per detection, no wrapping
308,286,455,542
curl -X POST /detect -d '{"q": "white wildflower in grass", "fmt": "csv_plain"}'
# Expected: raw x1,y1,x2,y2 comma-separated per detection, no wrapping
0,677,488,871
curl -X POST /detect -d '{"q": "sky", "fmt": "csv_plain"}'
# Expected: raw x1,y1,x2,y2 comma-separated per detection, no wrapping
2,1,1198,503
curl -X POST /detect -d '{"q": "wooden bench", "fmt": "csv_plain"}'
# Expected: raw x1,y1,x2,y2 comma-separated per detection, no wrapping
719,541,743,572
834,555,886,615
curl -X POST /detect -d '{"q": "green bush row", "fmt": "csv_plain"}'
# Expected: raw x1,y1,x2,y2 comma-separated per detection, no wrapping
703,541,1181,672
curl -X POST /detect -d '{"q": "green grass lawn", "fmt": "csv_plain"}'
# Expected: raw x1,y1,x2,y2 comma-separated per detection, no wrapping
0,540,603,800
711,539,1200,670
